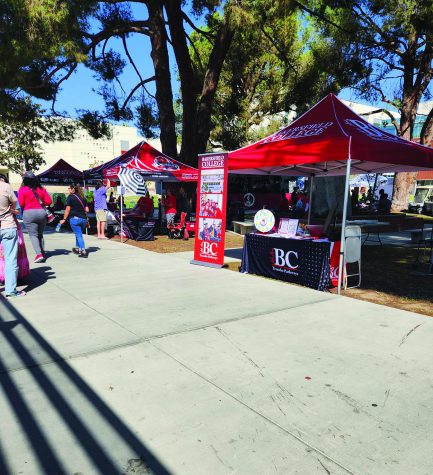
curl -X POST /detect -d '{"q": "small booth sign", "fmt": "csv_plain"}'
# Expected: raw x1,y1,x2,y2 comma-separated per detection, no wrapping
191,153,228,268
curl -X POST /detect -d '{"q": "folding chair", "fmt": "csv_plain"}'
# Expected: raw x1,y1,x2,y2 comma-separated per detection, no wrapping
344,225,362,289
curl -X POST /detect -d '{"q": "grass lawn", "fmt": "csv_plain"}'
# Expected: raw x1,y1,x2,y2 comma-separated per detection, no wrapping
110,232,433,318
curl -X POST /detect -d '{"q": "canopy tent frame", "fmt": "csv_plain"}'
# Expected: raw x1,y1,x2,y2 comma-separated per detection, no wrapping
226,94,433,295
83,141,198,243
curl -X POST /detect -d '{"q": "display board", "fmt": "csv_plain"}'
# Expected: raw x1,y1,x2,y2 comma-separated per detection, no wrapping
191,153,228,268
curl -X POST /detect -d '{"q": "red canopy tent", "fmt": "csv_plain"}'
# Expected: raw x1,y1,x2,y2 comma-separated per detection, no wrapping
84,141,198,182
37,159,84,184
226,94,433,293
228,93,433,175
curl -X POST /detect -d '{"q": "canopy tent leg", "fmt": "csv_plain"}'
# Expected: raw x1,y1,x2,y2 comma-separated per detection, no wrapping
337,141,352,295
83,178,88,235
120,195,124,244
307,175,314,224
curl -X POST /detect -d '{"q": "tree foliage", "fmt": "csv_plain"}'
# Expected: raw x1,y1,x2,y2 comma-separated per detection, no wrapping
306,0,433,210
190,4,363,150
0,99,77,174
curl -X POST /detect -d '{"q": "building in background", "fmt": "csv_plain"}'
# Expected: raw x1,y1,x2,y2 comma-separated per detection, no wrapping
6,123,158,189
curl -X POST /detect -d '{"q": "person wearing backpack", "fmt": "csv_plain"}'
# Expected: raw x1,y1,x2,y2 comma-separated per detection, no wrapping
18,171,52,263
59,184,90,258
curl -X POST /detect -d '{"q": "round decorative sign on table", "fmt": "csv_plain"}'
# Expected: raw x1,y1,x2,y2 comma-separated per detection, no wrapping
254,209,275,233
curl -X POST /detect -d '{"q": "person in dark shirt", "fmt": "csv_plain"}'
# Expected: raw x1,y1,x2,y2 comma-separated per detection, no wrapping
59,184,89,258
177,186,188,216
377,192,392,214
290,187,299,209
53,196,65,211
278,192,289,212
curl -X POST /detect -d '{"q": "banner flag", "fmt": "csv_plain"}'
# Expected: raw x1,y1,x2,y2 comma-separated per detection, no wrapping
191,153,228,268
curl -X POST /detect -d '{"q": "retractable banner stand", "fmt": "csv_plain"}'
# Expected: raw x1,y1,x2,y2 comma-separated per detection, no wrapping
191,153,228,268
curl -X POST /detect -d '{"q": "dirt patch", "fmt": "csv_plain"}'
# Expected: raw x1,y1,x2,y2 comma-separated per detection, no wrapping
329,245,433,317
112,233,433,317
110,232,245,253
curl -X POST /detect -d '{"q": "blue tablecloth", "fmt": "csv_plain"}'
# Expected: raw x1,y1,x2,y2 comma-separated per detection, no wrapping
240,233,331,291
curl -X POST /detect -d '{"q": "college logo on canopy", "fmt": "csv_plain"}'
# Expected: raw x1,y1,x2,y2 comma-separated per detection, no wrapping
153,156,180,171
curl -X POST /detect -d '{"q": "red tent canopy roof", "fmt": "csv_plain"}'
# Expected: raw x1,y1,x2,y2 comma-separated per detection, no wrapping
84,141,198,182
228,94,433,176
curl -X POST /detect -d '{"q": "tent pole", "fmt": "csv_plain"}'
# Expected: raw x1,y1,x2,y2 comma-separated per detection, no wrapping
83,177,88,235
120,187,123,244
307,175,314,224
337,138,352,295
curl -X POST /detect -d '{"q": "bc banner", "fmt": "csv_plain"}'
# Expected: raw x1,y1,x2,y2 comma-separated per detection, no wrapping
191,153,228,268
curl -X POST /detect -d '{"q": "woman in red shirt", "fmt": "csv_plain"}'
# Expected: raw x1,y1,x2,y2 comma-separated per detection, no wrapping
135,192,154,217
18,171,52,263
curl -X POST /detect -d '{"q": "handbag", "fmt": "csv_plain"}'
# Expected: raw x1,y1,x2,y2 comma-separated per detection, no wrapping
31,188,55,223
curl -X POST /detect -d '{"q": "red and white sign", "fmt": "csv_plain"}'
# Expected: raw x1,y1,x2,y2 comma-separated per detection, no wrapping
192,153,228,267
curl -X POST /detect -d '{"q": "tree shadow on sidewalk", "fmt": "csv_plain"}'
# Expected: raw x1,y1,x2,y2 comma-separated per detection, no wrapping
0,299,171,474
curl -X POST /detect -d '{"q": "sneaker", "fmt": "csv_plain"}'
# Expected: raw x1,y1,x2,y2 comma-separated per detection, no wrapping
6,290,26,298
72,247,80,254
34,254,45,263
78,250,88,258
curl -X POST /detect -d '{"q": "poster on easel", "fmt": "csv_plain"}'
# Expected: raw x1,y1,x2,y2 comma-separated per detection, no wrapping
191,153,228,268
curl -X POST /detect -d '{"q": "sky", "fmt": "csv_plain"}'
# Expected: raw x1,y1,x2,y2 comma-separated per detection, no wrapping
39,4,394,124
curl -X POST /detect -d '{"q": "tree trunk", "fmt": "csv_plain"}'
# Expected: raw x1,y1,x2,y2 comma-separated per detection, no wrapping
391,172,417,212
164,0,198,166
146,0,178,159
311,176,349,219
391,90,418,212
420,105,433,146
195,17,234,155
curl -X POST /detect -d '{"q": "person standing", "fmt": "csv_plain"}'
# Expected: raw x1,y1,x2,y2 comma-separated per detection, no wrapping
290,187,299,209
94,179,109,239
134,191,154,217
163,189,177,225
177,186,188,217
18,171,52,263
59,184,89,258
0,174,26,298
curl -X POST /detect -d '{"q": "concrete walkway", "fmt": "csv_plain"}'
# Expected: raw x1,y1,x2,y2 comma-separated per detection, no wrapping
1,231,432,474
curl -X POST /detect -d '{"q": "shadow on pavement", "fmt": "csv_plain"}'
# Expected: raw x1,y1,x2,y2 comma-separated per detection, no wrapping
0,298,171,475
44,249,72,259
87,246,100,255
21,266,56,293
224,248,243,260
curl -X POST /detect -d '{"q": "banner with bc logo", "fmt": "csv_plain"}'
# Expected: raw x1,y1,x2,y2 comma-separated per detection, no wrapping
191,153,228,268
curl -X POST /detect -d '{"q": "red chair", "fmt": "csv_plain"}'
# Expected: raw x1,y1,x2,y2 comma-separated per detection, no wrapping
167,212,189,239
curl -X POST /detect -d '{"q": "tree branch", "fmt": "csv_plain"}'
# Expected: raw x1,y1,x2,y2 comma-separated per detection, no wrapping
84,22,150,52
181,12,215,41
122,34,155,99
119,77,155,113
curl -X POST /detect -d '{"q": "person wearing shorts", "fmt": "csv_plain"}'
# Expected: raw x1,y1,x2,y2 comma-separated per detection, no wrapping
94,180,109,239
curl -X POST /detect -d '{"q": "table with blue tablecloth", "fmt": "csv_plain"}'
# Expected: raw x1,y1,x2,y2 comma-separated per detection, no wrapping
240,233,331,291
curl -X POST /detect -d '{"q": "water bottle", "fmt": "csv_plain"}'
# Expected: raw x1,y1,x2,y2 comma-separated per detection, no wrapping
55,222,62,232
